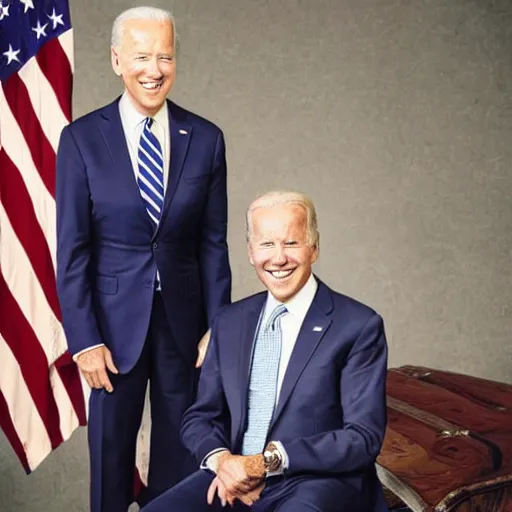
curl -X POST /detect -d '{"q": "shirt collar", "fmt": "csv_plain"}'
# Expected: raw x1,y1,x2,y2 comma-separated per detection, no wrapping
119,91,168,131
264,273,318,320
152,100,169,131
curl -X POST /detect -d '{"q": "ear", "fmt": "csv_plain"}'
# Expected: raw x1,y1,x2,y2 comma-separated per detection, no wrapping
248,244,255,266
311,236,320,264
111,47,122,76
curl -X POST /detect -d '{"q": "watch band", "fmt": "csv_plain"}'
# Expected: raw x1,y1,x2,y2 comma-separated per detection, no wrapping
263,441,283,473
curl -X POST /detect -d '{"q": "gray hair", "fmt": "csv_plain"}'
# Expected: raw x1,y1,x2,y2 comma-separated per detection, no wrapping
246,191,320,247
111,6,177,49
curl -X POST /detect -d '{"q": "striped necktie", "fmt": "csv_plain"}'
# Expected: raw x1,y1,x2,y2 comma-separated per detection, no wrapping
242,304,288,455
137,118,164,224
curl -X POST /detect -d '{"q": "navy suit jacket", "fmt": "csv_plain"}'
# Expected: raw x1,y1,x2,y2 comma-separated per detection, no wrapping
182,278,387,496
56,98,231,372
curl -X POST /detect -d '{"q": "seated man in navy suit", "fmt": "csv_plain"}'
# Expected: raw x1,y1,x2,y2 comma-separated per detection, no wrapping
143,191,388,512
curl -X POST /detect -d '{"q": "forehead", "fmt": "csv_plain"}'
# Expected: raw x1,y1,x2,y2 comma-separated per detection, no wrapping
250,204,307,237
119,18,174,48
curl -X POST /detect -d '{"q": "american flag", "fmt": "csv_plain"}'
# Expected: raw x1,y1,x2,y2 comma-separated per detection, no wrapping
0,0,87,473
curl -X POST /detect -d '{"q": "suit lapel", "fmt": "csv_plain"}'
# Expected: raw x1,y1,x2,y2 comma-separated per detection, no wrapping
270,281,333,429
156,100,192,234
234,294,266,448
98,98,154,234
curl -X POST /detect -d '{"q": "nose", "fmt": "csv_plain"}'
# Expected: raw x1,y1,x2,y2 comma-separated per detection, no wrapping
147,57,163,78
270,244,287,266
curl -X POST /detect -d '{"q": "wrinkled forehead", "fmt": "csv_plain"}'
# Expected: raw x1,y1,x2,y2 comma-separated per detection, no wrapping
118,18,174,48
249,204,308,239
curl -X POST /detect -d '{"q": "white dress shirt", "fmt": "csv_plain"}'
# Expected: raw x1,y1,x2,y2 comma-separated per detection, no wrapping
73,93,170,360
203,273,318,474
260,273,318,406
118,92,170,190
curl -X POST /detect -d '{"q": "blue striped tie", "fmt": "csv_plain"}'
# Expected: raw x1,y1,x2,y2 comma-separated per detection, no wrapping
242,304,288,455
137,118,164,224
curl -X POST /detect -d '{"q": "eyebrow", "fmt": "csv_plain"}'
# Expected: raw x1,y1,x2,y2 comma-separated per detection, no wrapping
133,52,174,58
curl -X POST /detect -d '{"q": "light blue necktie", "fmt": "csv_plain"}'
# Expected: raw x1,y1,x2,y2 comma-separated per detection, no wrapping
137,118,164,224
242,304,288,455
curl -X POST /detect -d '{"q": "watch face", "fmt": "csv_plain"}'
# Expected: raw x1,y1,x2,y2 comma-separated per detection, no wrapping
264,445,281,472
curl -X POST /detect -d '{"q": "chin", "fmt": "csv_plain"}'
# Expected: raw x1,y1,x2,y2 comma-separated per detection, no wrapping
140,100,165,115
269,287,294,303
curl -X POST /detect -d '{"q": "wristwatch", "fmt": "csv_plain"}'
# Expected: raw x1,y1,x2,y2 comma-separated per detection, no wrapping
263,442,283,473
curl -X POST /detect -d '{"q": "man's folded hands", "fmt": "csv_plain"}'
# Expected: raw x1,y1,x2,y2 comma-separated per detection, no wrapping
207,452,266,507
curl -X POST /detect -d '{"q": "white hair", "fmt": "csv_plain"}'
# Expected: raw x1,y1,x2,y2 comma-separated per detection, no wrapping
246,190,320,247
111,6,177,48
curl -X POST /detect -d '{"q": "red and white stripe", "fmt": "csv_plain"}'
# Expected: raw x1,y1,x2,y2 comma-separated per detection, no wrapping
0,28,150,490
0,29,88,473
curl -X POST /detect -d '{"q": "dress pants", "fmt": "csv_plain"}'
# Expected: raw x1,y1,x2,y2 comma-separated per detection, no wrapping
88,293,197,512
141,469,369,512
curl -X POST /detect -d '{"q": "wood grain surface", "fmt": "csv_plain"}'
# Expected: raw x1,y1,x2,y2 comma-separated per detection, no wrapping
378,366,512,511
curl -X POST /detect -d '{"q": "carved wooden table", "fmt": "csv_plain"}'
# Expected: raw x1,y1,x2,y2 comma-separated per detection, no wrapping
377,366,512,512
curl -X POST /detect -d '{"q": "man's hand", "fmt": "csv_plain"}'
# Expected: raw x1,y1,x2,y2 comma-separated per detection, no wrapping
195,328,211,368
216,453,265,497
237,481,265,507
207,476,265,508
76,346,118,392
207,476,229,507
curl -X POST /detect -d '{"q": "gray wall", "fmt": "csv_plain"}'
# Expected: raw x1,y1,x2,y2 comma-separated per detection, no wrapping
2,0,511,510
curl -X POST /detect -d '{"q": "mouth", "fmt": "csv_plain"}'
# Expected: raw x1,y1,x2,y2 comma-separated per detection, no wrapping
140,81,163,91
266,269,295,280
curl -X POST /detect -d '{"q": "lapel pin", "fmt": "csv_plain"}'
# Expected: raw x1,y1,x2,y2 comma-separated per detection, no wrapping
179,129,188,135
313,326,323,332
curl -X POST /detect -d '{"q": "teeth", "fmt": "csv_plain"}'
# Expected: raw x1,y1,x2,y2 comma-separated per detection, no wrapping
141,82,160,89
270,270,293,279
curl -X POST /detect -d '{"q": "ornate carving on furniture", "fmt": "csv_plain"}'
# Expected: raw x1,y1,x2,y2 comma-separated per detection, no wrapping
377,366,512,511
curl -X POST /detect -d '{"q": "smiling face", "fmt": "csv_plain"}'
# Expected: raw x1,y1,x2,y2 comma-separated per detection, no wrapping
111,18,175,116
248,203,319,303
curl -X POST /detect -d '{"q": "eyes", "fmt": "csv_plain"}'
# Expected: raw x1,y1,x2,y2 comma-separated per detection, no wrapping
134,55,174,62
258,240,299,248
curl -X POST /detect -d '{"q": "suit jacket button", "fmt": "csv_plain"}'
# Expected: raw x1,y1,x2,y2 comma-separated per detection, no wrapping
152,243,158,249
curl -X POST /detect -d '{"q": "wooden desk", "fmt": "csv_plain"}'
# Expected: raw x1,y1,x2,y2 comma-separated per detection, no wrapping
377,366,512,512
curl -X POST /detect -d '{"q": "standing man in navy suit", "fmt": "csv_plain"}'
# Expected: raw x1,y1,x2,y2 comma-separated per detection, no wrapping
56,6,231,512
143,191,388,512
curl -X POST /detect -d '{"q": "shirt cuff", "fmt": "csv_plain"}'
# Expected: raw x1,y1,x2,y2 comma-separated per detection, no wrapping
200,448,229,473
266,440,288,477
72,344,105,362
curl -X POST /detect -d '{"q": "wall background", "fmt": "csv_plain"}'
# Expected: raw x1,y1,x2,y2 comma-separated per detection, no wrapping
1,0,511,510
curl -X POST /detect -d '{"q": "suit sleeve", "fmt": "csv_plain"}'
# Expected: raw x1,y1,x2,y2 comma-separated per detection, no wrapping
181,316,231,463
56,126,103,356
282,314,388,475
199,130,232,324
